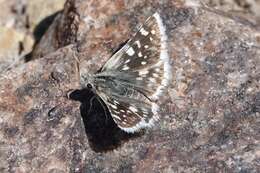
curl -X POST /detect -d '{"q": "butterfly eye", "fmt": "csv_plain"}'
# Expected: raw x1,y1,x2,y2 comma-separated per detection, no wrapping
87,83,93,89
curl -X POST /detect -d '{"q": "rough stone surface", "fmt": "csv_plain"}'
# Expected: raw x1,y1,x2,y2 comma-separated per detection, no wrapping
0,0,65,72
0,0,260,172
206,0,260,18
0,26,33,70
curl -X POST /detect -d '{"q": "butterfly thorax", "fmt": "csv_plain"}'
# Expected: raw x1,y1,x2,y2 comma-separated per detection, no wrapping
80,73,95,88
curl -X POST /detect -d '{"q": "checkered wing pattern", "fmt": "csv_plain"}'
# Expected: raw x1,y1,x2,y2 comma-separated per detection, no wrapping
92,12,171,133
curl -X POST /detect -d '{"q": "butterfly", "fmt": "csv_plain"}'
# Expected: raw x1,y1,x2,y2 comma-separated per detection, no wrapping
80,12,171,133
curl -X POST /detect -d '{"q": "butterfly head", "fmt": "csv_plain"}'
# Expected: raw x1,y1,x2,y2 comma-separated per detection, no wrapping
80,73,95,90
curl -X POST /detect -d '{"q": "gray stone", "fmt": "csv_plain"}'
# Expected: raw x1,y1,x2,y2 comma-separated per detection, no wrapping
0,0,259,172
0,0,65,73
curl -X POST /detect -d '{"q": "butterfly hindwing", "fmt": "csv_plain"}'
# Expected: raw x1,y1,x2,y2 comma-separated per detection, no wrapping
97,91,159,133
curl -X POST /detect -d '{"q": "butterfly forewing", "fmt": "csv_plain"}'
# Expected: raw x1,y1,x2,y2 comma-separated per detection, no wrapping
92,12,171,132
102,14,161,71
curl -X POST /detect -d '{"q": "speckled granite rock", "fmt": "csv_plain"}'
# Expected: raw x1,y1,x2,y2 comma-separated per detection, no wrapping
0,0,260,172
0,0,65,72
206,0,260,19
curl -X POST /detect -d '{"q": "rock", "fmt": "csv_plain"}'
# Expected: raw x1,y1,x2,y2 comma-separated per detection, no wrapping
0,0,65,72
204,0,260,29
0,0,259,172
0,1,16,27
205,0,260,18
27,0,66,32
0,45,84,172
0,27,34,72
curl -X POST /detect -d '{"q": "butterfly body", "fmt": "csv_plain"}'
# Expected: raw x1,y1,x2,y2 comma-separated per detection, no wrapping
80,12,171,133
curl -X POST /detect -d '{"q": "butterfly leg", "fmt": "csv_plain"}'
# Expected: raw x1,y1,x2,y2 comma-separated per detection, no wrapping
86,95,96,116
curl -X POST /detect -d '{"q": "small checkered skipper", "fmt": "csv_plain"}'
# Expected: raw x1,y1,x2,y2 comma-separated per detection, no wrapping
80,12,171,133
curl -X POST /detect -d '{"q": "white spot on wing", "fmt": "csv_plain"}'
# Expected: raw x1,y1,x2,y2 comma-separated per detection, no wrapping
129,106,138,113
155,68,160,72
139,70,149,75
138,52,142,57
122,65,129,71
113,100,119,104
140,28,149,36
135,40,141,48
111,104,117,109
142,108,149,115
125,59,130,64
113,110,120,114
153,73,159,78
149,78,157,83
141,61,147,65
126,47,135,56
112,114,121,120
